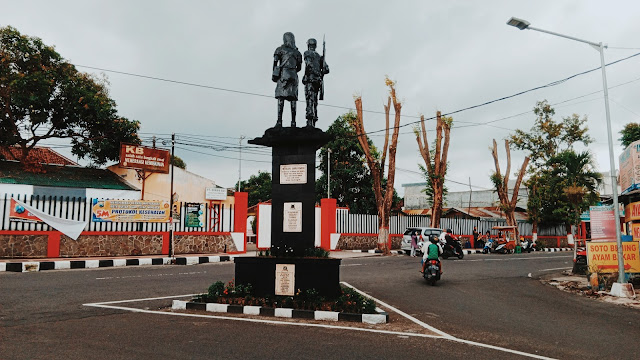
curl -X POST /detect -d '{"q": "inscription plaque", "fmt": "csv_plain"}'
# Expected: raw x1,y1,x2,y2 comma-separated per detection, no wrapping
275,264,295,296
283,202,302,232
280,164,307,184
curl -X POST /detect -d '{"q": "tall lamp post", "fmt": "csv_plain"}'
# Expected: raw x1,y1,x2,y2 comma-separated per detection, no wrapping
507,17,628,288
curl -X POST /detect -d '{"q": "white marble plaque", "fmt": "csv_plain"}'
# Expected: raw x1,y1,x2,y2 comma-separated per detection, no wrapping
275,264,295,296
280,164,307,184
283,202,302,232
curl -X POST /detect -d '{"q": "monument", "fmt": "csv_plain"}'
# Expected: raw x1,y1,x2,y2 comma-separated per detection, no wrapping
234,32,340,298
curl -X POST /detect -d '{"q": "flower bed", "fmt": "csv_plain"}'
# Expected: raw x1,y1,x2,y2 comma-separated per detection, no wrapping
192,280,377,314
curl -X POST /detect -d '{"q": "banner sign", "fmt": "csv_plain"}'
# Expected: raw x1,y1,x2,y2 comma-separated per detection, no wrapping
205,187,227,200
9,198,43,223
92,199,170,223
11,198,86,240
619,140,640,194
184,202,205,227
586,241,640,273
119,143,170,173
590,206,616,241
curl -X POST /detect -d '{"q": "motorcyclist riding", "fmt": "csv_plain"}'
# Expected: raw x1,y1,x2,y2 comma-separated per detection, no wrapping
421,235,442,274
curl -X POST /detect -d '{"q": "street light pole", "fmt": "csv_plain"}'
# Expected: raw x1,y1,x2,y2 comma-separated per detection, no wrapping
507,17,626,284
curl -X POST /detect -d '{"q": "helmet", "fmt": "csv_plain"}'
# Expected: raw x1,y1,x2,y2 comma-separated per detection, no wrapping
446,228,452,233
307,38,317,47
430,235,439,243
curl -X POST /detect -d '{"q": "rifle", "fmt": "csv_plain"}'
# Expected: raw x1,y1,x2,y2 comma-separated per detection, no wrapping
319,35,326,101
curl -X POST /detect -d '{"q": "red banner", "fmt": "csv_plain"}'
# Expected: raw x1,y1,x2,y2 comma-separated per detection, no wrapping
9,198,42,223
119,143,170,173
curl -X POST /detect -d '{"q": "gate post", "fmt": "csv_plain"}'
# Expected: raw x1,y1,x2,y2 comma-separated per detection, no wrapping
321,198,337,250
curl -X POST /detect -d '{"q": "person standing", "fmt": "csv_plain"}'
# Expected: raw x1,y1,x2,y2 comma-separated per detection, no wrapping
410,230,418,257
273,32,302,127
472,226,480,248
302,38,329,127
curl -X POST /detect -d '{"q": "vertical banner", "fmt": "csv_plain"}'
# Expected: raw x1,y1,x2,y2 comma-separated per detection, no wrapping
184,202,205,228
590,206,616,241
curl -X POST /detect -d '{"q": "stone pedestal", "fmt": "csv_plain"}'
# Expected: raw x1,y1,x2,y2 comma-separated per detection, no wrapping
249,126,331,257
237,126,339,298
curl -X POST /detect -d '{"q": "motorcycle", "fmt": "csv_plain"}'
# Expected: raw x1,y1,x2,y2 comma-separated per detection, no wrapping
482,238,495,254
441,236,464,259
520,238,536,253
423,259,441,286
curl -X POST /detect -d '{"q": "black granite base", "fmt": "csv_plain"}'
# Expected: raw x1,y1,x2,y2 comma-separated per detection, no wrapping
234,257,341,298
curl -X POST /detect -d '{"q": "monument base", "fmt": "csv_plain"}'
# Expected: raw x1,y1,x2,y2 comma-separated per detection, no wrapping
234,257,341,298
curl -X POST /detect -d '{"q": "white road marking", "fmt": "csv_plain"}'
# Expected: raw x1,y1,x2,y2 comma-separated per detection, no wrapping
464,255,572,262
341,264,363,267
83,289,557,359
96,271,206,280
538,267,572,272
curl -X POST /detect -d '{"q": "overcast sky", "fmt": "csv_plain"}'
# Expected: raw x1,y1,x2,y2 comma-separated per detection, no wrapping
3,1,640,198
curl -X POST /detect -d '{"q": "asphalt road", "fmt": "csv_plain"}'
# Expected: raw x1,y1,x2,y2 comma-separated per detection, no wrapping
1,252,638,359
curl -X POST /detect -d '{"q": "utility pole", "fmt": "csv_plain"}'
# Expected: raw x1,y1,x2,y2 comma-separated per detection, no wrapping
169,133,175,259
327,148,332,198
238,135,245,192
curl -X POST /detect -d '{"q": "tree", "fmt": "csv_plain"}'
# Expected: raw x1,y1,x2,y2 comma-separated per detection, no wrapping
490,139,530,244
0,26,140,167
510,100,592,167
316,112,378,214
619,122,640,148
546,150,601,243
510,100,593,241
236,171,272,208
351,77,401,254
415,111,452,227
171,155,186,170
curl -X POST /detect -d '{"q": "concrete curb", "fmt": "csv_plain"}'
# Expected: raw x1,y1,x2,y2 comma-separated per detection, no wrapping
0,255,233,273
172,300,389,324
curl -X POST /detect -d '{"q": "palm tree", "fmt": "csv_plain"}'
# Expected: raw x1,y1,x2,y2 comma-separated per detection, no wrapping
547,150,602,254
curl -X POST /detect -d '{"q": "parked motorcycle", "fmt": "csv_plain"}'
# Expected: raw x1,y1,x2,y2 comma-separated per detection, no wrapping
423,259,441,286
520,238,536,253
441,237,464,259
482,238,495,254
494,238,516,254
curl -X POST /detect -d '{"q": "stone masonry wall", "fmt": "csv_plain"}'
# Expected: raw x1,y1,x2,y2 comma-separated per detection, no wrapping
0,234,48,258
60,234,164,257
336,234,401,251
174,234,236,254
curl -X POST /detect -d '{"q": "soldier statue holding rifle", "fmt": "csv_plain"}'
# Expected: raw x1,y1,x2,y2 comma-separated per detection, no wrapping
302,37,329,127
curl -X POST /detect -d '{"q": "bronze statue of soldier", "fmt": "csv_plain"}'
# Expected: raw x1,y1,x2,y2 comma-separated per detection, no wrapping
302,38,329,127
272,32,302,127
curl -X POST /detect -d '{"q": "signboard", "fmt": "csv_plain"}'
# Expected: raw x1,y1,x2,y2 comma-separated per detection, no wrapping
119,143,170,173
619,140,640,194
280,164,307,184
625,201,640,222
283,202,302,232
184,202,205,228
92,199,170,223
590,206,616,241
586,241,640,273
205,187,227,200
9,198,43,223
275,264,295,296
632,223,640,242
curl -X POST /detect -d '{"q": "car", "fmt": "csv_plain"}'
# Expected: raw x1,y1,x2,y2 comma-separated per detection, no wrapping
401,227,443,254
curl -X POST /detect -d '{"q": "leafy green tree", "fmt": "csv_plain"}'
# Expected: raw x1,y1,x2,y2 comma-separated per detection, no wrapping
619,122,640,148
510,100,593,167
237,171,272,208
0,26,140,166
510,100,593,240
171,155,186,170
545,150,601,227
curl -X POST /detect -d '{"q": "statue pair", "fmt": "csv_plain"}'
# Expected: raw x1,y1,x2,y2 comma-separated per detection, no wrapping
272,32,329,128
